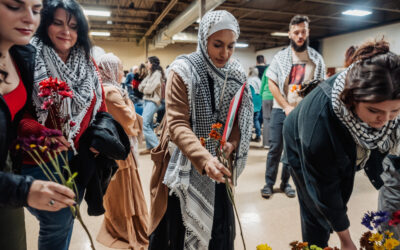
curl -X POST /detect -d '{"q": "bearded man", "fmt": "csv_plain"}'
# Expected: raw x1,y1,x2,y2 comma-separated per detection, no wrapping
261,15,326,199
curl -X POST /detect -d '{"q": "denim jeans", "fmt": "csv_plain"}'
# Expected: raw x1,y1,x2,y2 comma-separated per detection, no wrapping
21,154,84,250
253,111,261,138
265,108,291,186
143,100,160,149
262,100,273,147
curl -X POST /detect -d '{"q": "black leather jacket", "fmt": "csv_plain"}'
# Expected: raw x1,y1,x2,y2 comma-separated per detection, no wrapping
0,45,36,207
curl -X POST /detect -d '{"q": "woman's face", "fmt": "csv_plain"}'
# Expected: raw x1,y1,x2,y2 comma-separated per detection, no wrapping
145,60,152,71
355,100,400,129
47,8,78,56
0,0,42,47
207,29,236,68
117,62,124,83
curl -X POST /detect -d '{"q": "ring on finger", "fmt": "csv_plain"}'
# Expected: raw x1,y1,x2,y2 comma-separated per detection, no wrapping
48,199,55,206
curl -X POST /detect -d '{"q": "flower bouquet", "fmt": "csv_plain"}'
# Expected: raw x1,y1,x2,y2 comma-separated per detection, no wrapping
200,122,246,249
17,77,96,249
360,210,400,250
38,76,75,136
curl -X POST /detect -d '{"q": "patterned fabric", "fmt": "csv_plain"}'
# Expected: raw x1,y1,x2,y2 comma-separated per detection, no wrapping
331,67,400,155
97,53,128,98
266,45,325,97
31,37,103,150
162,10,253,250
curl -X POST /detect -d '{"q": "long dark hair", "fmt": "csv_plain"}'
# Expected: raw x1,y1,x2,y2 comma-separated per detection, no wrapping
148,56,165,80
340,39,400,110
35,0,92,59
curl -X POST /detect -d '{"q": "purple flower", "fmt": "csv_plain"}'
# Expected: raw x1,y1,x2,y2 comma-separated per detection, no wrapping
361,211,390,230
41,129,62,138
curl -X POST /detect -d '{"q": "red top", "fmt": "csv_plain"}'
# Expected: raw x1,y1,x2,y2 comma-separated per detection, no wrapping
3,71,27,121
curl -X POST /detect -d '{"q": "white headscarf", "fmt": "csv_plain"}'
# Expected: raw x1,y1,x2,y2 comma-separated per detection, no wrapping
97,53,127,98
164,10,253,249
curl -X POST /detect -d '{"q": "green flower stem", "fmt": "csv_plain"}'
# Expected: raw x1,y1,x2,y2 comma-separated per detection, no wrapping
74,204,96,250
27,151,56,182
32,150,58,182
224,175,246,250
46,151,66,184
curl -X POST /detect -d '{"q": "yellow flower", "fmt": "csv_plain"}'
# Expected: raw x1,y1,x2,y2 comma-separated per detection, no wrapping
385,230,394,238
373,243,384,250
369,232,383,242
30,144,36,148
15,144,20,150
384,238,400,250
256,243,272,250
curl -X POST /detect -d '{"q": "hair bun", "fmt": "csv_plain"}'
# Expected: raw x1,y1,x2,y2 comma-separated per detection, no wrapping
353,39,390,62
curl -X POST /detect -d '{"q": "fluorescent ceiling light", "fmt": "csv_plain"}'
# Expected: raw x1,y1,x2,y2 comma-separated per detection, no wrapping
83,9,111,17
106,20,113,25
342,9,372,16
90,31,110,36
271,32,288,37
235,43,249,48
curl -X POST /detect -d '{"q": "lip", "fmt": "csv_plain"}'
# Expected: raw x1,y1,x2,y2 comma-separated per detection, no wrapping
56,37,70,42
15,28,33,35
215,59,226,65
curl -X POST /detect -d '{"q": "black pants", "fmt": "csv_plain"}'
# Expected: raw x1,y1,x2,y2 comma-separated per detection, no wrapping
149,183,235,250
289,167,332,247
0,207,27,250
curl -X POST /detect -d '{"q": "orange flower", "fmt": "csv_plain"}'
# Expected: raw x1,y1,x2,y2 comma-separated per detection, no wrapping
220,139,226,147
209,130,221,140
200,137,206,147
212,123,223,129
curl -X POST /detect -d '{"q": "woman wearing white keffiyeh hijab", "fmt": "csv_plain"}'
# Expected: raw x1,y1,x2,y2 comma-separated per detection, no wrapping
283,39,400,249
96,53,149,249
18,1,105,249
148,10,253,250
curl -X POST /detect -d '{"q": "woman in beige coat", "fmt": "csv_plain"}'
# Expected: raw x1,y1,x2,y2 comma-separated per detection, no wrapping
96,53,149,249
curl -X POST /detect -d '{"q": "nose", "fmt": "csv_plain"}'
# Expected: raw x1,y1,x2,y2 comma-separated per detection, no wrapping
379,112,392,124
220,46,229,59
22,9,35,24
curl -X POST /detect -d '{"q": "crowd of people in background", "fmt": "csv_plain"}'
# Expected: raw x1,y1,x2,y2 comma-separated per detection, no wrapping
1,0,400,250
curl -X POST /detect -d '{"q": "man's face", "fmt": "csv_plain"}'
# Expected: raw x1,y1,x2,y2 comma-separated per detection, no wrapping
288,22,309,52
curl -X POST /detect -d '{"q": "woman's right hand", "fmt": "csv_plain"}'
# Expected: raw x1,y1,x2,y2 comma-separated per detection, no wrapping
204,157,231,183
54,136,70,151
27,180,76,211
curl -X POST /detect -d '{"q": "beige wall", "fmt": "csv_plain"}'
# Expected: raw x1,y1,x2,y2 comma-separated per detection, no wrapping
94,40,257,74
94,41,197,70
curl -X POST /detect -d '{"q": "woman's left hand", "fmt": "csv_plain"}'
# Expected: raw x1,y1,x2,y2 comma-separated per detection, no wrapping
222,142,235,157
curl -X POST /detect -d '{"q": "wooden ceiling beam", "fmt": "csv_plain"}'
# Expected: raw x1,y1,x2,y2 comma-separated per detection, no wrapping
141,0,178,41
221,5,379,24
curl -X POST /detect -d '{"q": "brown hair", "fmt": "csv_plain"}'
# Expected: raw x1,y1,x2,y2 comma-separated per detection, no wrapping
340,39,400,110
343,45,358,67
289,15,310,29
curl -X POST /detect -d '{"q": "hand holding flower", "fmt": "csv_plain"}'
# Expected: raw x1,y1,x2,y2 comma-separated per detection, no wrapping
27,180,76,211
204,157,231,183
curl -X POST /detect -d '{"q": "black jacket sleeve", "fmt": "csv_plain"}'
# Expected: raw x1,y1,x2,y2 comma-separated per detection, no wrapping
0,171,34,208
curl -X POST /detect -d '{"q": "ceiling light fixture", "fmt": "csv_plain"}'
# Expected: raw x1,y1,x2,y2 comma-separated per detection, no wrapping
90,31,110,36
235,43,249,48
106,20,113,25
342,9,372,16
83,9,111,17
271,32,288,37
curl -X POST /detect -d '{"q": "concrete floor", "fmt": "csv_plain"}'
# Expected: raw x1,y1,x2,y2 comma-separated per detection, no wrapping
25,142,379,249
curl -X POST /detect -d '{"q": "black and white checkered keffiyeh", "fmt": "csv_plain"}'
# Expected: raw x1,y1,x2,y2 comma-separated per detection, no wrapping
163,10,253,250
266,45,326,97
331,67,400,155
31,37,103,150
